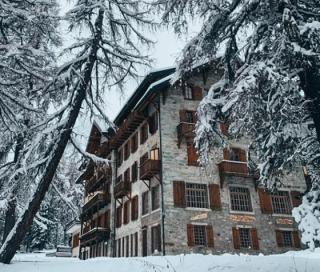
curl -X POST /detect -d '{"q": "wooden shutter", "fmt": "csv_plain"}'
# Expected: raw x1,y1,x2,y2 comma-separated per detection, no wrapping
187,224,194,246
239,149,247,162
179,110,186,122
232,227,240,249
209,184,222,209
250,228,259,250
258,188,273,214
187,143,199,166
116,206,122,228
223,148,230,160
131,195,139,221
192,86,203,100
105,210,110,228
275,230,284,247
292,231,301,248
123,201,129,224
291,191,302,207
206,225,214,248
173,181,186,208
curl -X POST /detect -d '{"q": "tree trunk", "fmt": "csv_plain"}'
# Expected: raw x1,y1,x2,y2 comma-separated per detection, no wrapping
2,197,16,245
0,9,104,264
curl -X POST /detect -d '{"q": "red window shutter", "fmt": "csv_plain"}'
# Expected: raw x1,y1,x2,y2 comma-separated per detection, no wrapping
291,191,302,207
275,230,284,247
239,149,247,162
179,110,186,122
223,148,230,160
250,228,259,250
292,231,301,248
258,188,273,214
173,181,186,208
232,227,240,249
187,143,199,166
187,224,194,246
209,184,221,209
206,225,214,248
192,86,203,100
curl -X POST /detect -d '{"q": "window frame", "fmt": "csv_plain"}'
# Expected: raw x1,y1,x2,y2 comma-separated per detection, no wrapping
185,183,209,209
239,228,252,249
271,190,292,215
183,85,194,100
131,161,138,183
193,225,207,246
229,186,253,213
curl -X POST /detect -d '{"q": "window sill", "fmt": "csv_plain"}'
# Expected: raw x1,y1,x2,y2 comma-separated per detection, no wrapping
272,213,292,218
185,207,211,212
229,210,255,216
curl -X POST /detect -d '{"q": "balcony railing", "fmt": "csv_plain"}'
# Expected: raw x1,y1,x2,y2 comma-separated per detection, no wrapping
140,159,161,180
114,179,131,199
80,227,110,246
81,192,110,220
177,122,195,147
218,160,249,176
85,167,112,194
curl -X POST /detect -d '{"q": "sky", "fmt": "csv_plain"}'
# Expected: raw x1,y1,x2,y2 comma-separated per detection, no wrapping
57,0,200,145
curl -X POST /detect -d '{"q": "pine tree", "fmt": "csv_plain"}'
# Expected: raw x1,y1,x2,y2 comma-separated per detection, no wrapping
159,0,320,248
0,0,153,263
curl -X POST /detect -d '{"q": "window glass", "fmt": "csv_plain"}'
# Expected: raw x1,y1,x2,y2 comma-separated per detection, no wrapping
186,183,209,208
239,228,252,248
230,187,252,212
271,191,291,214
193,225,206,246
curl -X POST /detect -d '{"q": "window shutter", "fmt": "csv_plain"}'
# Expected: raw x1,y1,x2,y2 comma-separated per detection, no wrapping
173,181,186,208
239,149,247,162
258,188,273,214
275,230,284,247
209,184,221,209
223,148,230,160
250,228,259,250
291,191,302,207
206,225,214,248
192,111,197,123
105,210,110,228
192,86,203,100
187,224,194,246
292,231,301,248
187,143,199,166
131,195,139,221
179,110,186,122
232,227,240,249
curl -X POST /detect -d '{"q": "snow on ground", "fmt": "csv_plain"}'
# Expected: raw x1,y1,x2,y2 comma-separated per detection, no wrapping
1,250,320,272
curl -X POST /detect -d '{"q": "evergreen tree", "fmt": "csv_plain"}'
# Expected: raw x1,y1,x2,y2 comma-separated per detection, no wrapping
159,0,320,248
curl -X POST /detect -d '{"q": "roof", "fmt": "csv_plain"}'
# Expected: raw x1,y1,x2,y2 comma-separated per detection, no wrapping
113,67,175,126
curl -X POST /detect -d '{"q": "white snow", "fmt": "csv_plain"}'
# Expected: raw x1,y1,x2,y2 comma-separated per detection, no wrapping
2,250,320,272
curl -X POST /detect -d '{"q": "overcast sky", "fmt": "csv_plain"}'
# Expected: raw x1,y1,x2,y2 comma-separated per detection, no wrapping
57,0,200,145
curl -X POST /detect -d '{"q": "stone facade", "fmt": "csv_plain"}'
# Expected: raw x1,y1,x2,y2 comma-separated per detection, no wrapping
79,67,306,259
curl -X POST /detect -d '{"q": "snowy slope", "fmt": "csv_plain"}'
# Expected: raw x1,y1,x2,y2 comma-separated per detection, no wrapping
1,250,320,272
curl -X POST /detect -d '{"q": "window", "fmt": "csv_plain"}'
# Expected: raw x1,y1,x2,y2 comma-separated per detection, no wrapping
271,191,291,214
140,123,148,144
193,225,207,246
116,206,122,228
131,195,139,221
151,225,161,253
131,132,138,153
142,191,149,215
124,141,130,160
131,161,138,183
282,231,293,247
187,143,199,166
150,148,159,160
117,149,123,166
184,85,193,100
148,112,158,134
151,185,160,211
185,111,195,123
239,228,252,248
186,183,209,209
276,230,300,248
230,187,252,212
123,201,130,224
124,168,130,183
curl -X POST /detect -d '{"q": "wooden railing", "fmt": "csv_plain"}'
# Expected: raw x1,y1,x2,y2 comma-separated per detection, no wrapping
218,160,249,175
85,167,111,194
114,179,131,198
140,159,161,180
82,192,110,218
80,227,110,246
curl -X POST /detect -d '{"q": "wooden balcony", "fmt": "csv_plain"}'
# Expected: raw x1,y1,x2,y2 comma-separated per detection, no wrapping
114,179,131,199
81,192,110,220
80,227,110,246
85,167,112,194
177,122,195,147
140,159,161,180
